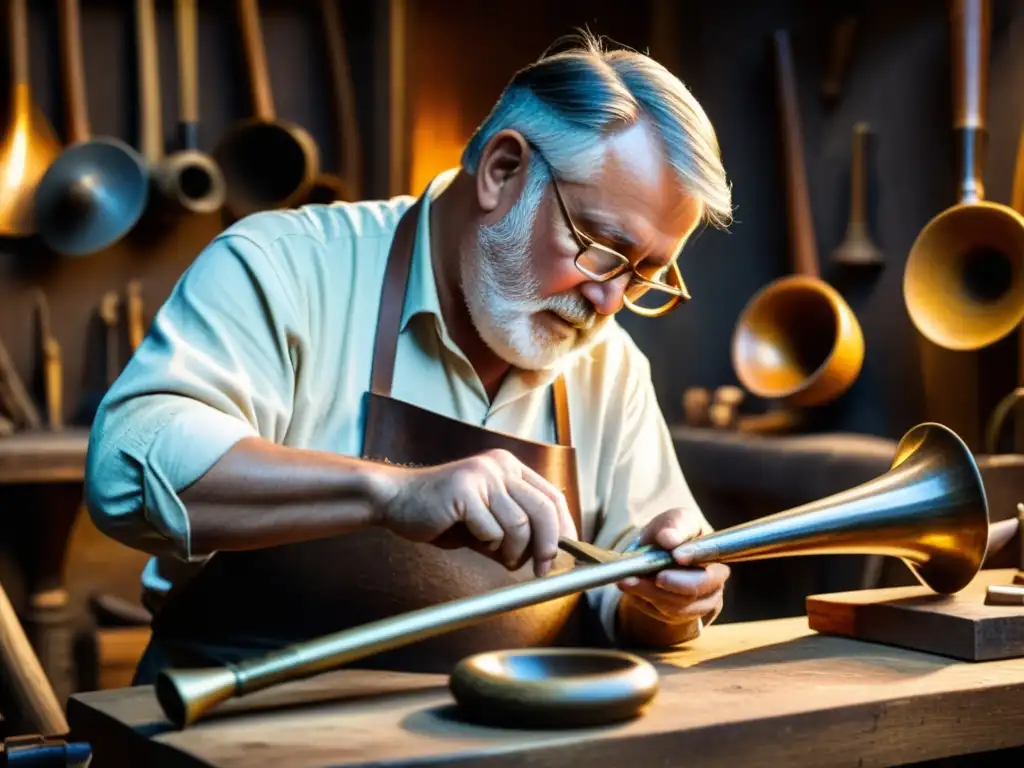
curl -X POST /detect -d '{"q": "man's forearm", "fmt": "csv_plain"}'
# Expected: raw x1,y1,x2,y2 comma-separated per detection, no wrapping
180,436,397,554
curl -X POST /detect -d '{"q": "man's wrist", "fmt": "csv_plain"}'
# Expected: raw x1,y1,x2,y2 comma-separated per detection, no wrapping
358,458,409,528
614,592,704,649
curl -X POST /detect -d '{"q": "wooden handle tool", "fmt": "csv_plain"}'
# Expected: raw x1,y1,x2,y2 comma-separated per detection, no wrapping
0,579,69,736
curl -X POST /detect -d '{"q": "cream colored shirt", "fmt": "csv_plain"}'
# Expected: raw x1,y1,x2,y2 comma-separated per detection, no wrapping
84,170,712,643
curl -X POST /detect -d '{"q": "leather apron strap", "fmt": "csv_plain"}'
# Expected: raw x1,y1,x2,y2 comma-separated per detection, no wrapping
370,198,573,447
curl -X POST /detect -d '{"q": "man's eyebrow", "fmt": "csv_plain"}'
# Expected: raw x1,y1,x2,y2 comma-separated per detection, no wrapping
576,211,643,250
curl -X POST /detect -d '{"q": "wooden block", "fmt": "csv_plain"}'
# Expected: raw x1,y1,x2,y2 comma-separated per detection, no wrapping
807,568,1024,661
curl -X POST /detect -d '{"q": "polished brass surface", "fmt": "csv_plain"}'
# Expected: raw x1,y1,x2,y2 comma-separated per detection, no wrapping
214,0,319,218
0,0,63,238
673,422,989,595
731,30,864,407
34,0,149,257
155,421,987,729
449,648,659,728
902,0,1024,351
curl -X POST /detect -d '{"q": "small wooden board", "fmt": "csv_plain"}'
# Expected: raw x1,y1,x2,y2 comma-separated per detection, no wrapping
807,568,1024,661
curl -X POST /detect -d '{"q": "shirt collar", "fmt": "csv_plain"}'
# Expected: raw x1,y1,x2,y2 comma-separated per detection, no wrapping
394,167,585,414
399,169,458,332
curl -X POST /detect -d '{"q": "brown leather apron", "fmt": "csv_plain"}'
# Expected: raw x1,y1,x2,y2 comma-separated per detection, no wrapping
139,199,592,679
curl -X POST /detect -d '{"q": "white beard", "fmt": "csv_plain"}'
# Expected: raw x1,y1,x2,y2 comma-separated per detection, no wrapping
462,202,611,371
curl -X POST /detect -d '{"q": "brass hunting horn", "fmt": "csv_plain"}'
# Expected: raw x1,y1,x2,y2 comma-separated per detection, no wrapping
902,0,1024,352
0,0,63,237
731,30,864,407
157,421,989,729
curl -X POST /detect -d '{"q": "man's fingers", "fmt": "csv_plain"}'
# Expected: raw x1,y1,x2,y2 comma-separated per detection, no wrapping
460,492,505,553
620,580,725,622
508,478,560,577
486,487,533,570
519,464,576,539
654,563,730,599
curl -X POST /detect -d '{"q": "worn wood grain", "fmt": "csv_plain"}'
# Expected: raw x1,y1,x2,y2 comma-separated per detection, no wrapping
66,611,1024,768
807,568,1024,661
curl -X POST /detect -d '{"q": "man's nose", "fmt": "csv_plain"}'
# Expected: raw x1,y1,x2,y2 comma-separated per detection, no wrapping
579,274,631,315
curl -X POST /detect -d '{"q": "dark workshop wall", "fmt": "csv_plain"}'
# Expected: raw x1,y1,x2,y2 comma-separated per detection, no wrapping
1,0,1023,444
617,0,1024,445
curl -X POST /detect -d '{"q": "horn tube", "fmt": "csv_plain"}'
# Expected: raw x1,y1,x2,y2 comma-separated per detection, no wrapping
902,0,1024,352
155,421,988,729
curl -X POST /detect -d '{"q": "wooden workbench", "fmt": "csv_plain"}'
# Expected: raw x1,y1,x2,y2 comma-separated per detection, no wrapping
0,429,90,706
66,611,1024,767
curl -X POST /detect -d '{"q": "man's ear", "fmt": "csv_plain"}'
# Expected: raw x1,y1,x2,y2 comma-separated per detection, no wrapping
475,130,531,219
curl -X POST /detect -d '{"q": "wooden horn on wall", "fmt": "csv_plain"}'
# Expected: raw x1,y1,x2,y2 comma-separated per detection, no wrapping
0,0,62,237
731,29,865,408
902,0,1024,352
213,0,320,219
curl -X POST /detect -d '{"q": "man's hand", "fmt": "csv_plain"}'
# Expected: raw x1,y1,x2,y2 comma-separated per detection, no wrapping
616,508,729,642
374,448,577,577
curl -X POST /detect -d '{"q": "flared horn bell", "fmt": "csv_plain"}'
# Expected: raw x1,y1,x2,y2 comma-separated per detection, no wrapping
902,202,1024,351
674,422,990,595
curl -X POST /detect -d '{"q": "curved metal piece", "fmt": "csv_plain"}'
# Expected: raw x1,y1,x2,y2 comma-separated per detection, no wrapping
449,648,659,728
984,387,1024,455
155,421,988,729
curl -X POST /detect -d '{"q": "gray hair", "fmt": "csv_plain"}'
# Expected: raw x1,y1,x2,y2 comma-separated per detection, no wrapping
461,30,733,229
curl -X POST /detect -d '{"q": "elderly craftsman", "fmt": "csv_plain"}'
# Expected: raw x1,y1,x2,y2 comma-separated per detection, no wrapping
85,33,734,684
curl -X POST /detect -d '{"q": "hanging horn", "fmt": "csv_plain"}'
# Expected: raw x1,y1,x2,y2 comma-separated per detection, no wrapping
902,0,1024,352
155,421,989,729
0,0,63,237
730,29,864,407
